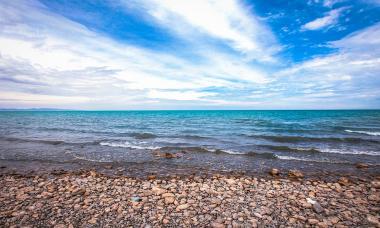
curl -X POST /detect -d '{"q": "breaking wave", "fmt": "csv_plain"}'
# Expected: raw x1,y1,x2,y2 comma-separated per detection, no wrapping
345,130,380,136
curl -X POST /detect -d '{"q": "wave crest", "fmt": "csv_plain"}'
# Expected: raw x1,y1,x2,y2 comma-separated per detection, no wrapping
345,130,380,136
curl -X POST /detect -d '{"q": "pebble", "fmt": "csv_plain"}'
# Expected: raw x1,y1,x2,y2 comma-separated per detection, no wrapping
0,170,377,227
288,170,304,178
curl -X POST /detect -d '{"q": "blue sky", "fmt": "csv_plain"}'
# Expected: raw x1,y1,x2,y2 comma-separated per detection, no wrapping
0,0,379,109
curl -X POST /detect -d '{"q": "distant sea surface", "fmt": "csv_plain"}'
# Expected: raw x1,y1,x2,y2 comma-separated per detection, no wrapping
0,110,379,176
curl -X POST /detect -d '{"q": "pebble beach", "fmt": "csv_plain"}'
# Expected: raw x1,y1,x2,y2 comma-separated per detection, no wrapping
1,169,379,227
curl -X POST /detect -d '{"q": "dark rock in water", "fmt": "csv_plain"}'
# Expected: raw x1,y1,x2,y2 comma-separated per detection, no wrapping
356,163,369,169
288,170,304,178
0,166,6,169
104,165,113,169
313,202,324,213
153,150,178,159
269,168,280,176
148,175,156,180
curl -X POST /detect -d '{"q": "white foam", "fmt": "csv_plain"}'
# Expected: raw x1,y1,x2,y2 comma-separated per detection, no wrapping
345,130,380,136
100,141,160,150
208,148,246,155
319,148,380,156
276,155,345,163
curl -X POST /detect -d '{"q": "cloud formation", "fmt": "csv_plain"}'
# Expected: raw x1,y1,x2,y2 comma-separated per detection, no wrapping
301,7,346,31
122,0,280,62
0,0,379,109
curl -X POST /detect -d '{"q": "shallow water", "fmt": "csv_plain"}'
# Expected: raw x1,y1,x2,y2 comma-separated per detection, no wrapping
0,110,379,175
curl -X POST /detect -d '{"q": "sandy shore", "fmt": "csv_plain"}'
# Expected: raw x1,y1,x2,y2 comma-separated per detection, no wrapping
1,170,379,227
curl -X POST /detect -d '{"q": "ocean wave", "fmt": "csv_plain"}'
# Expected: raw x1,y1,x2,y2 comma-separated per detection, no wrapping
262,145,321,153
345,130,380,136
0,137,65,145
0,136,102,146
319,148,380,156
99,141,160,150
276,155,344,163
248,134,379,143
261,144,380,156
213,149,277,159
128,132,157,139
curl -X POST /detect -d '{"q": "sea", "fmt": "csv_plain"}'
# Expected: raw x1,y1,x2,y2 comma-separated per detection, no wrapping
0,110,379,177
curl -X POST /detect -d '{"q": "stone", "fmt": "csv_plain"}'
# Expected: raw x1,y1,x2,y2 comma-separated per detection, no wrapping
164,197,175,204
225,179,236,185
176,204,189,210
371,181,380,189
308,219,319,225
148,175,156,180
313,202,324,213
269,168,279,176
367,215,380,227
88,217,97,224
329,216,340,224
338,177,349,185
211,222,225,228
356,163,369,169
131,196,142,202
162,193,175,198
288,170,304,178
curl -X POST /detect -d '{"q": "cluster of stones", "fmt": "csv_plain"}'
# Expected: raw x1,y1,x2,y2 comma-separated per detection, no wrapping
0,171,379,227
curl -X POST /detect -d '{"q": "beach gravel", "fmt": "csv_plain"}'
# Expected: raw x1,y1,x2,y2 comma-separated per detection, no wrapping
0,171,379,227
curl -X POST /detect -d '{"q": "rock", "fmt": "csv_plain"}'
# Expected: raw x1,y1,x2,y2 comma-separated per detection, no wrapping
313,202,324,213
329,216,340,224
269,168,279,176
308,219,319,225
153,150,177,159
288,170,304,178
371,181,380,188
148,175,156,180
367,215,380,227
104,165,113,169
176,204,189,210
88,217,97,224
131,196,142,202
225,179,236,185
317,222,328,228
162,193,175,198
211,222,225,228
339,177,349,185
356,163,369,169
152,187,166,195
163,218,169,224
344,192,354,199
164,197,175,204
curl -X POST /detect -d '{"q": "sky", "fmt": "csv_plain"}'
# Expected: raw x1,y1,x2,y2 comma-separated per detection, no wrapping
0,0,379,110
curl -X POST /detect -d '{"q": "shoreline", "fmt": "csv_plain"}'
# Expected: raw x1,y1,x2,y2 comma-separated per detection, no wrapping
1,167,380,227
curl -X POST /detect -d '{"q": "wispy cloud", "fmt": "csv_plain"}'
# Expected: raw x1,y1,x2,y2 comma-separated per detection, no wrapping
277,22,380,107
0,0,275,109
121,0,280,62
301,7,347,31
0,0,379,109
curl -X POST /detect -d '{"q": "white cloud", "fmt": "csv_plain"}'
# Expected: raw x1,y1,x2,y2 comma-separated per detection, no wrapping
147,90,216,101
277,22,380,106
0,0,272,109
122,0,280,62
301,7,346,30
0,91,90,105
323,0,345,8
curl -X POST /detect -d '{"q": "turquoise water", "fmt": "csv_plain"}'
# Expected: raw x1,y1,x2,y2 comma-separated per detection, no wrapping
0,110,379,174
